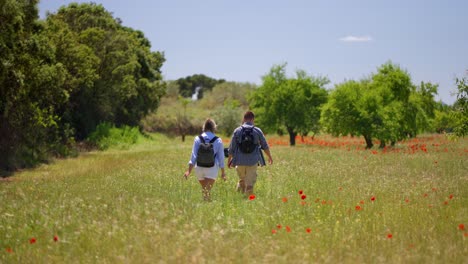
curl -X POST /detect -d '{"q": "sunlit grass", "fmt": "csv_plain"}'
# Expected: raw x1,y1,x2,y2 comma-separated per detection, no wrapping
1,134,467,263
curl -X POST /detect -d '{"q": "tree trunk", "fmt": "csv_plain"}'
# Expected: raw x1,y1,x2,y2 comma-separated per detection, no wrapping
379,140,386,149
287,127,297,146
391,141,396,147
364,135,373,149
181,134,185,142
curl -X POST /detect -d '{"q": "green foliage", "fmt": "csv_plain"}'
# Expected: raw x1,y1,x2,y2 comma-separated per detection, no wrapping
451,76,468,137
46,2,166,139
0,0,72,170
87,122,140,150
176,74,225,99
321,62,438,148
250,64,328,145
0,1,166,171
211,100,244,136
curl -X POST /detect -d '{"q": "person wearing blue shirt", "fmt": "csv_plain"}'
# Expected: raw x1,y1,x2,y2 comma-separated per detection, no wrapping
227,111,273,196
184,119,226,201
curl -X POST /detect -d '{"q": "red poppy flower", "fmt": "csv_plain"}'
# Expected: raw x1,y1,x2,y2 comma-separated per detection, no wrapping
271,229,277,234
29,238,36,244
277,224,282,229
360,200,365,204
53,235,59,242
355,205,362,211
282,197,288,203
423,193,428,198
249,194,256,200
370,196,376,202
298,190,303,195
444,201,448,205
286,226,291,232
459,224,465,231
387,233,393,239
449,194,454,200
6,247,13,253
301,194,307,200
306,228,312,233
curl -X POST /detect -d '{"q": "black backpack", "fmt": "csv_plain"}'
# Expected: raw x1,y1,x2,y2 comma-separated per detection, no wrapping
196,136,218,167
239,126,257,153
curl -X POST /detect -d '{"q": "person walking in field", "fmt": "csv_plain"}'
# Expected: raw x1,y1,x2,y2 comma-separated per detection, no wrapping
227,111,273,196
184,119,226,201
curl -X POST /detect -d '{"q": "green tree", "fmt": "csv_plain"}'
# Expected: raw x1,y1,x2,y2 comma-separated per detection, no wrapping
200,81,255,109
176,74,225,99
46,3,166,139
321,63,435,149
250,64,328,146
0,0,70,170
452,75,468,137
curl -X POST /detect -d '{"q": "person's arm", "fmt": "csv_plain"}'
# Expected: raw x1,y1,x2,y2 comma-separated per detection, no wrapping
257,128,273,165
184,164,194,179
227,130,238,168
263,149,273,165
184,137,199,179
216,138,227,180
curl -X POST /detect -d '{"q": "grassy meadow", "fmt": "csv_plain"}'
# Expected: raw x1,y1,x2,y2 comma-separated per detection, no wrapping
1,133,467,263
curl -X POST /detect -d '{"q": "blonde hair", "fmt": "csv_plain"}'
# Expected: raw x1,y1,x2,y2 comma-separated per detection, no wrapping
202,118,217,132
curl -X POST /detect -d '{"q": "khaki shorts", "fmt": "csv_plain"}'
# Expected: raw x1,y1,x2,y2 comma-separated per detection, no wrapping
236,165,257,187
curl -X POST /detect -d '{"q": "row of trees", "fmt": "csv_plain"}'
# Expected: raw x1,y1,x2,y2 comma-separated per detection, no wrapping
250,63,466,148
0,1,165,171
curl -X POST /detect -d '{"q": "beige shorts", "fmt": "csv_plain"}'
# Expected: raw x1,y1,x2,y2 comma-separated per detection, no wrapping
195,165,219,180
236,165,257,186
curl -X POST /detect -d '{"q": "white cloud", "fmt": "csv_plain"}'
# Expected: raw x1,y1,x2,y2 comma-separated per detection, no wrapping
339,35,373,42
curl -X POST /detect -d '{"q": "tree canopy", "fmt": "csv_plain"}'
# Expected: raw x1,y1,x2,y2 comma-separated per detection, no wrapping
321,62,439,148
0,1,165,171
250,64,328,145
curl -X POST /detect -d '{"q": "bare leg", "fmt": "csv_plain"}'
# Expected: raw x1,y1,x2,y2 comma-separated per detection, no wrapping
199,178,215,201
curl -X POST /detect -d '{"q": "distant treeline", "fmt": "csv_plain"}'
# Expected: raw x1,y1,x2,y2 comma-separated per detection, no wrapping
1,1,165,171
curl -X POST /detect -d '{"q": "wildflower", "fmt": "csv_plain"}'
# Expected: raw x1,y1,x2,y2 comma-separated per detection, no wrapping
249,194,256,200
459,224,465,231
449,194,454,200
282,197,288,203
53,235,59,242
405,198,410,203
277,224,282,229
360,200,365,204
301,194,307,200
6,247,13,253
370,196,376,202
298,190,303,195
387,233,393,239
286,226,291,232
444,201,448,205
355,205,362,211
29,238,36,244
271,229,277,234
306,228,312,233
423,193,428,198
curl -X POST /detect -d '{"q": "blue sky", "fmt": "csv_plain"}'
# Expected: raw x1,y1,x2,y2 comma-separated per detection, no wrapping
38,0,467,104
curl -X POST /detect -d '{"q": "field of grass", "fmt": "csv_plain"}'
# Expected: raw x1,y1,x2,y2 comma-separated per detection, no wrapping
1,133,467,263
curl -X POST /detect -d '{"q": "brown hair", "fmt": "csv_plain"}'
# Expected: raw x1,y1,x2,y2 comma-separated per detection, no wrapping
202,118,217,132
243,111,255,121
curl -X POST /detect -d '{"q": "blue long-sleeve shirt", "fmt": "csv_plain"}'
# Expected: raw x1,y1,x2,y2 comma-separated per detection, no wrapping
189,132,225,168
228,122,270,166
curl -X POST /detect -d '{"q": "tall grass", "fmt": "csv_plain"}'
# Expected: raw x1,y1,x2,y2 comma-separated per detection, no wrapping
0,134,466,263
